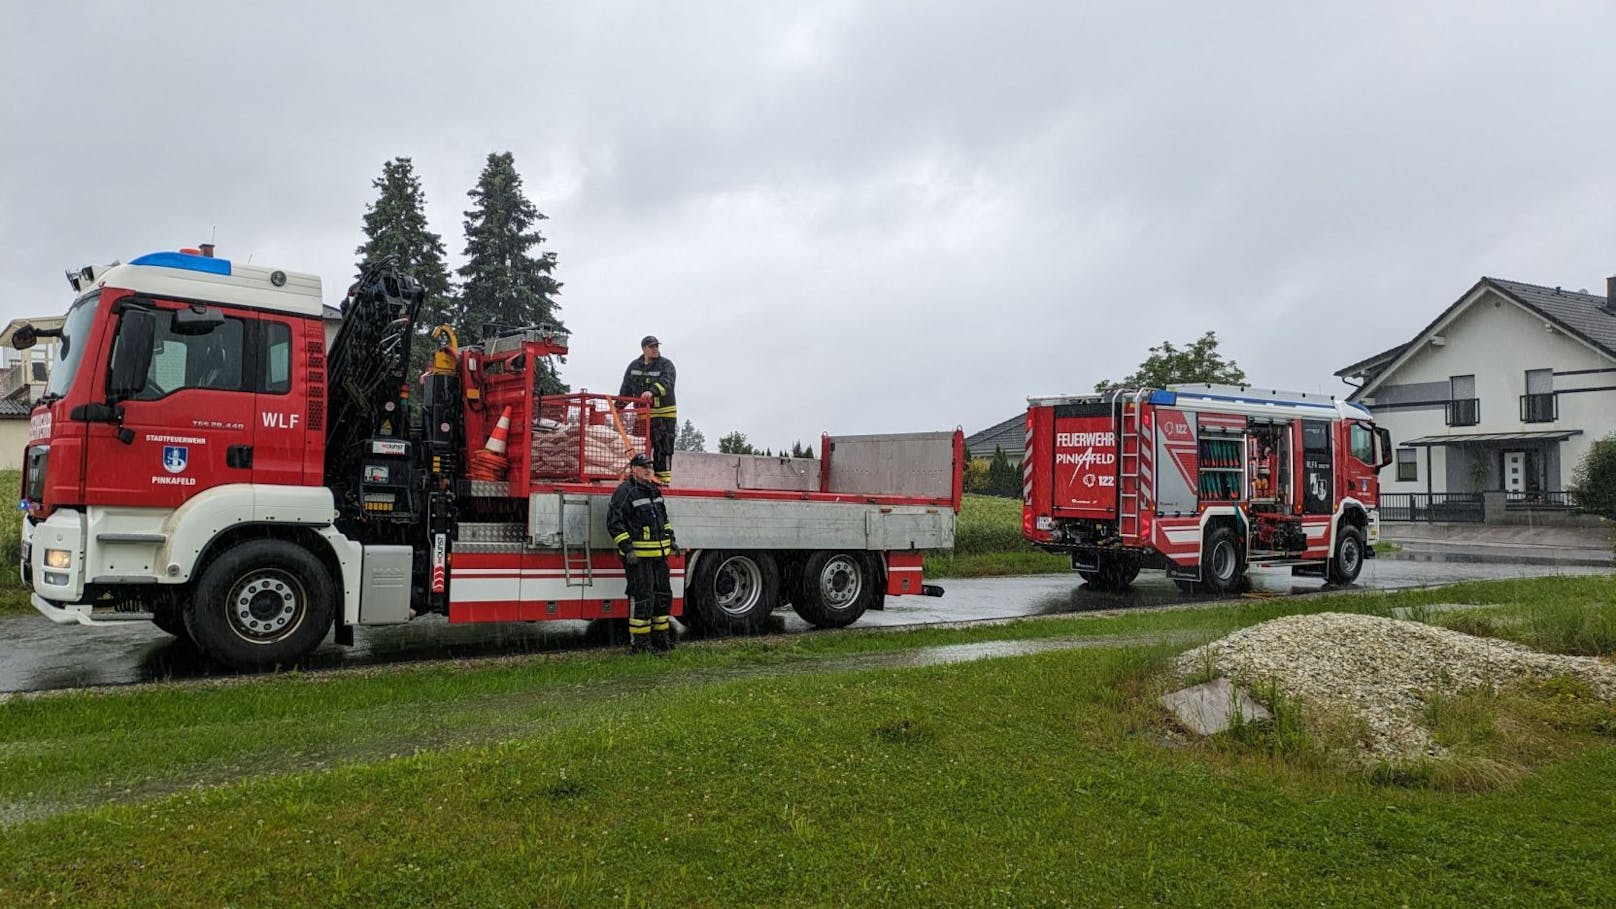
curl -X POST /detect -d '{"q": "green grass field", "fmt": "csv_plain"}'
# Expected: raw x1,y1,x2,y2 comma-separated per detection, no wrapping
2,576,1614,907
925,493,1069,578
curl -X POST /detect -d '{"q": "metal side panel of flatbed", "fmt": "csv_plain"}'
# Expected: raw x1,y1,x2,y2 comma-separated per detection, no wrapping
528,492,955,552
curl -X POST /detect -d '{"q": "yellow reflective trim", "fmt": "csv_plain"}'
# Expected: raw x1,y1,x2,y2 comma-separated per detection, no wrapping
628,618,651,628
650,406,678,418
652,618,670,630
653,383,666,395
612,532,631,544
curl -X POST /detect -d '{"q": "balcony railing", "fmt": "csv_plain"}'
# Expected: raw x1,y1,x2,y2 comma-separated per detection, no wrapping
1519,393,1557,423
0,362,27,400
1445,398,1480,427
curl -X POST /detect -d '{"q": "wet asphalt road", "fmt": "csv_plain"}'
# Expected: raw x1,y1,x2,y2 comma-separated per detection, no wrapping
1,557,1607,694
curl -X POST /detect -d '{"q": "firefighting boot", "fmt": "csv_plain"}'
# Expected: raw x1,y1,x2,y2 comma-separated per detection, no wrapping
651,614,675,653
627,616,653,654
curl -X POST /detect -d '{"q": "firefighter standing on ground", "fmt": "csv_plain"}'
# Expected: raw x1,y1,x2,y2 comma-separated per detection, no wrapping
619,335,676,485
609,453,678,653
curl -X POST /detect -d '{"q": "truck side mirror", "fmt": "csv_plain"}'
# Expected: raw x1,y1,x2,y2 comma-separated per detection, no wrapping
11,324,36,350
108,309,156,400
1375,427,1393,469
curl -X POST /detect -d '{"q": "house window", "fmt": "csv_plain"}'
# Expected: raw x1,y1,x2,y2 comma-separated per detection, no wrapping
1521,368,1556,423
1446,374,1479,426
1396,448,1418,482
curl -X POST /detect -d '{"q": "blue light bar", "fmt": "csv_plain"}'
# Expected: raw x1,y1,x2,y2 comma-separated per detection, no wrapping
130,251,233,276
1149,389,1177,405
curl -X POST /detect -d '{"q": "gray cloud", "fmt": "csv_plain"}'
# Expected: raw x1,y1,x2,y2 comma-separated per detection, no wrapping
5,1,1615,448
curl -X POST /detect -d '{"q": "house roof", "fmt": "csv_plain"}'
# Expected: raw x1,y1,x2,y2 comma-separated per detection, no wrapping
0,398,34,418
1333,341,1409,379
1401,429,1581,447
1485,278,1616,355
965,413,1024,457
1339,277,1616,397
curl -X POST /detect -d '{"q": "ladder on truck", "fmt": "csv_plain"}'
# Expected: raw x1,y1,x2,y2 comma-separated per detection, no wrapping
559,494,595,587
1115,389,1150,541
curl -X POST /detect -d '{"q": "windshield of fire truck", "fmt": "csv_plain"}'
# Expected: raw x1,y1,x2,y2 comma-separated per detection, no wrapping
41,290,99,400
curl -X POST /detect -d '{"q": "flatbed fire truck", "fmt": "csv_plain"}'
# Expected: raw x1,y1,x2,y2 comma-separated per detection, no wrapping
16,249,961,668
1022,385,1392,592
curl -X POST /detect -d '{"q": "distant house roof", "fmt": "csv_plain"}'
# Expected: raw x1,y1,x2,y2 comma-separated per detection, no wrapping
0,398,33,418
966,413,1024,459
1338,277,1616,396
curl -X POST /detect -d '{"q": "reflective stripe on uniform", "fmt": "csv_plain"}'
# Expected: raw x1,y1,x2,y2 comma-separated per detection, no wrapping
650,406,678,418
631,541,674,556
652,617,670,631
612,532,631,544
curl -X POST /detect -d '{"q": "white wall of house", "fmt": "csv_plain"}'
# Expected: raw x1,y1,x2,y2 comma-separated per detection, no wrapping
1363,287,1616,494
0,420,28,471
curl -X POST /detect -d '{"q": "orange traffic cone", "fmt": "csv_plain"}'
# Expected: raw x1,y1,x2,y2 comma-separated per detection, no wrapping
485,406,511,455
468,406,513,481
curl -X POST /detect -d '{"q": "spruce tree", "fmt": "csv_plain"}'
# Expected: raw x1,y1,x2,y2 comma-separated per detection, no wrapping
675,420,707,452
355,158,454,332
459,151,566,393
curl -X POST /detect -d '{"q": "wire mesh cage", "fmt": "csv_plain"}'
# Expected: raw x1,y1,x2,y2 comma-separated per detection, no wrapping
531,394,651,482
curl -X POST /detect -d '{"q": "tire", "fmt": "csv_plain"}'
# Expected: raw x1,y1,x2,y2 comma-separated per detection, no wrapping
1082,557,1139,591
186,540,335,669
1200,526,1245,594
792,551,876,629
683,550,779,635
1328,526,1365,586
151,605,190,639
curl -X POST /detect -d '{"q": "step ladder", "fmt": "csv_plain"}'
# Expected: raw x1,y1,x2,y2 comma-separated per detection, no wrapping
559,494,594,587
1117,390,1146,540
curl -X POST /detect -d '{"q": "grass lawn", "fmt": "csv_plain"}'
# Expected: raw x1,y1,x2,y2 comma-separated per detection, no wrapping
926,493,1070,578
3,576,1615,907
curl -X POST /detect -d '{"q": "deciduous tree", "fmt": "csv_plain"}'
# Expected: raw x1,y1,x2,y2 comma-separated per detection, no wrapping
1094,331,1246,393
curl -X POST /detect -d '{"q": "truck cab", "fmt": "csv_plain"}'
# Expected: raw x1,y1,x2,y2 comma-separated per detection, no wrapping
19,250,351,653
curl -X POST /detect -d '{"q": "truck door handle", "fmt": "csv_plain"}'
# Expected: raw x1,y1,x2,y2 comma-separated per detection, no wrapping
227,445,254,469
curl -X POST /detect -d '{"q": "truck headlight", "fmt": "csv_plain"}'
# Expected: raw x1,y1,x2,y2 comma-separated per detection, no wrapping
44,548,71,569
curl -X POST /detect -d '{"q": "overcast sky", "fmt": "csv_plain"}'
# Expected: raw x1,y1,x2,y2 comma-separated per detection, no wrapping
5,1,1615,449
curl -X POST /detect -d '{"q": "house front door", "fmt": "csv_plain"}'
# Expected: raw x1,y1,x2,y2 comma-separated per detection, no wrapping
1503,450,1526,493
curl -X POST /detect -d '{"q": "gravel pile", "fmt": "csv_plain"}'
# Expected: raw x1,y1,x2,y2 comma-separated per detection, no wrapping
1176,611,1616,760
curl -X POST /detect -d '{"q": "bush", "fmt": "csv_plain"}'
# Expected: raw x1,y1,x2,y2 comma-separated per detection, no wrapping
961,457,990,494
1568,432,1616,520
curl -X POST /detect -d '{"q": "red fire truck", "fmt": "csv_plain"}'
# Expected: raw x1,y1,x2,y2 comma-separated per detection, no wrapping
17,249,961,668
1022,385,1392,592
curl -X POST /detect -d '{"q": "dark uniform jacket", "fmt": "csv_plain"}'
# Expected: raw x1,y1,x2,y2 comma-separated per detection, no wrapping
620,356,677,419
608,476,676,558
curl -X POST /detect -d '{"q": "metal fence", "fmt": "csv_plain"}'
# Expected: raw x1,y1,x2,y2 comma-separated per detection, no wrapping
1379,492,1485,522
1505,490,1577,509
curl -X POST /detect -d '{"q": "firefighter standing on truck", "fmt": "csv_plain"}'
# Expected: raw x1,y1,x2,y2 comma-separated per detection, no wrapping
609,453,678,653
620,335,676,485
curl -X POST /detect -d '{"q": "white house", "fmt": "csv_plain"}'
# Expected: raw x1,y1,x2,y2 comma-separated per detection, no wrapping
1336,276,1616,500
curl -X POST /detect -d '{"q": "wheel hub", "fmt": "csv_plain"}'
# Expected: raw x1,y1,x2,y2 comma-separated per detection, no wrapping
229,572,303,641
818,557,861,608
713,557,762,617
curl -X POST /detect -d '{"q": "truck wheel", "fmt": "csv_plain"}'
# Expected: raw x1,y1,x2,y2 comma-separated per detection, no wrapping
792,551,876,629
151,605,190,640
1200,527,1244,594
1327,526,1365,586
684,550,779,635
186,540,335,669
1098,558,1140,590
